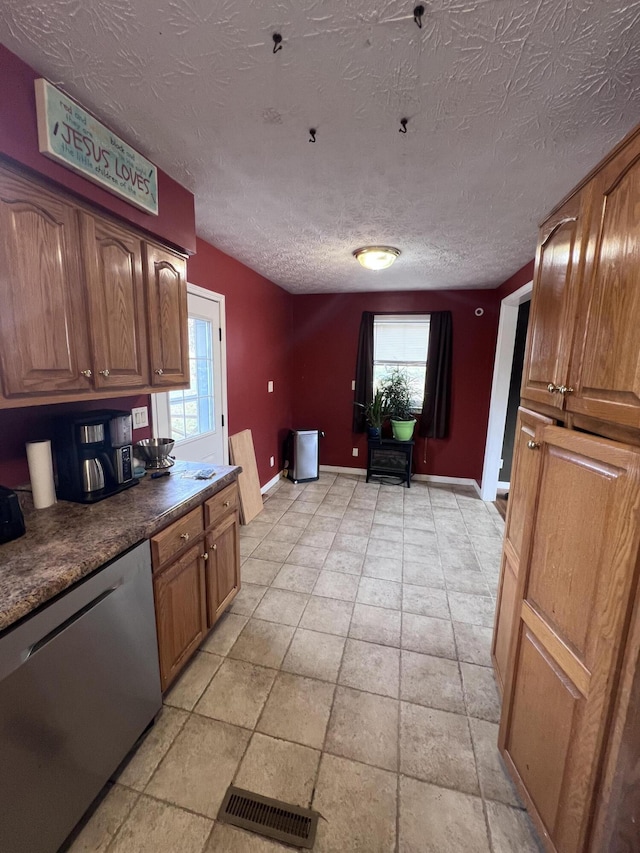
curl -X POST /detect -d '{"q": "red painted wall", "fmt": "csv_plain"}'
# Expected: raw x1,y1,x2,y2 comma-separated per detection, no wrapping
495,260,535,301
290,289,504,482
0,45,196,253
188,239,294,486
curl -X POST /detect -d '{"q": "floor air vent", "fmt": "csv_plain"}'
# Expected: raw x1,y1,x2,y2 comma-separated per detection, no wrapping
218,786,319,848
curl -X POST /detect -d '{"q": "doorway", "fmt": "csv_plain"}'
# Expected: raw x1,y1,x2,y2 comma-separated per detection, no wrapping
152,284,228,465
480,281,533,501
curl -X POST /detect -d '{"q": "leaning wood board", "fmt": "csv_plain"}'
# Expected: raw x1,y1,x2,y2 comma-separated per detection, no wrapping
229,430,263,524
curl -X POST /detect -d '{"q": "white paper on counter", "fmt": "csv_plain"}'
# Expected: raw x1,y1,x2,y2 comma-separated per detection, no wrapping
26,440,57,509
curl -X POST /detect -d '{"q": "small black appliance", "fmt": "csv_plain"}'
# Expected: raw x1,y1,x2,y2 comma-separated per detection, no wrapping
0,486,26,544
53,410,138,504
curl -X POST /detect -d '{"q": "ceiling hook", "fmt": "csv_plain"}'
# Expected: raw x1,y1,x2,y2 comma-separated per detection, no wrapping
413,5,425,28
272,33,283,53
399,118,408,134
309,128,317,143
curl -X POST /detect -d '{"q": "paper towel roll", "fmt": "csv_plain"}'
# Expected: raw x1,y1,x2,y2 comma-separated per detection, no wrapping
26,440,57,509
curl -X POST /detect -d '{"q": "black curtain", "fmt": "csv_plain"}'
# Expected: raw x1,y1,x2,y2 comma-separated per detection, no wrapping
352,311,374,433
419,311,452,439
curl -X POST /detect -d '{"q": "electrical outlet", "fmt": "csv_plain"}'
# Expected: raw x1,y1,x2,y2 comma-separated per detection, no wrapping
352,448,359,457
269,456,275,467
351,380,356,391
268,380,274,393
131,406,149,429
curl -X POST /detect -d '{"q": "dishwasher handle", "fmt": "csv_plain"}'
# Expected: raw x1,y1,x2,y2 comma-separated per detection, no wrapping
26,585,120,659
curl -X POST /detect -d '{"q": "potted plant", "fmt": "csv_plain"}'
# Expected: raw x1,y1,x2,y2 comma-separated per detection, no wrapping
380,367,417,441
355,388,388,439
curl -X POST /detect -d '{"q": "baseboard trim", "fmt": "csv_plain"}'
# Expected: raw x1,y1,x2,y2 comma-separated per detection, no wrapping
261,472,283,494
320,465,479,488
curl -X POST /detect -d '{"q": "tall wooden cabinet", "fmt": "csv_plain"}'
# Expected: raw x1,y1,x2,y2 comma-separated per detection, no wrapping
493,123,640,853
0,160,189,407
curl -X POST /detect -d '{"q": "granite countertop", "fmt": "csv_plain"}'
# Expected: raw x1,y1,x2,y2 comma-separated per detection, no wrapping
0,461,241,633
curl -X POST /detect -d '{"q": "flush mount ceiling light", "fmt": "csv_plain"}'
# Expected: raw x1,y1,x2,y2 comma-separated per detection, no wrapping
353,246,401,270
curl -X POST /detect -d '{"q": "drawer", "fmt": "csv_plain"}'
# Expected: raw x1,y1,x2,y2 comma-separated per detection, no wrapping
151,506,204,570
204,483,239,529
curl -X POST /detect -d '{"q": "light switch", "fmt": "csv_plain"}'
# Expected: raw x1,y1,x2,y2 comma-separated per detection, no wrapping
268,380,274,393
131,406,149,428
352,380,356,391
352,448,359,457
270,456,275,467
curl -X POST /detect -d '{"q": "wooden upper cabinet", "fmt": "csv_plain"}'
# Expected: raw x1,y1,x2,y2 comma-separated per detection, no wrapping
566,133,640,429
79,213,149,390
520,191,587,411
144,243,189,387
0,168,91,396
499,426,640,853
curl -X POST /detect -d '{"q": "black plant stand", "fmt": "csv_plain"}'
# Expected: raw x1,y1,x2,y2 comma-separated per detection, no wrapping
366,438,414,487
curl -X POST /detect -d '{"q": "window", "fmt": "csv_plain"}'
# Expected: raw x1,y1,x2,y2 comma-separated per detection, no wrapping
373,314,430,410
168,317,215,440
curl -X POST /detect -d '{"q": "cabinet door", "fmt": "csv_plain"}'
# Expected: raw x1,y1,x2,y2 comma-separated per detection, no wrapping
79,213,149,390
499,427,640,853
153,544,207,692
205,513,240,626
0,168,91,396
492,408,554,693
144,243,188,387
567,135,640,428
520,192,586,410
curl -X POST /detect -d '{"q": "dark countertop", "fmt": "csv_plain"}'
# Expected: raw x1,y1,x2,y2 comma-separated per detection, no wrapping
0,461,240,633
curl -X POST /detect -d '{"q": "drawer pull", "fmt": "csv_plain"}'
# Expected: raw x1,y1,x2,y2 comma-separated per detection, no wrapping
155,368,164,375
210,543,217,552
527,441,541,450
80,369,92,378
201,552,209,561
558,385,574,395
223,500,231,508
180,532,190,541
99,368,110,377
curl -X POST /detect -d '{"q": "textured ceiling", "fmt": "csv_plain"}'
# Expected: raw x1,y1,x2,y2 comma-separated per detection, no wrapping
1,1,639,292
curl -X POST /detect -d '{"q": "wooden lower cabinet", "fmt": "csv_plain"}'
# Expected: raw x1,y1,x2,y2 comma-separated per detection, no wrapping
492,407,554,693
153,543,207,692
205,513,240,626
151,483,241,691
498,426,640,853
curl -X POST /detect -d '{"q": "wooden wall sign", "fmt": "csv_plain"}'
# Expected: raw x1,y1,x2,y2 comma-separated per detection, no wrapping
34,78,158,215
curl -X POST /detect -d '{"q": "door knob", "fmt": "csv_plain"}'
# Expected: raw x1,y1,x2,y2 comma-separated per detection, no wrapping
547,383,559,393
527,441,541,450
99,369,110,377
80,369,92,378
210,543,217,551
201,552,209,561
155,368,164,375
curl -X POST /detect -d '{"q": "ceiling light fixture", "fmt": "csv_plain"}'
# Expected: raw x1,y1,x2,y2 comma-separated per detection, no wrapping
353,246,401,271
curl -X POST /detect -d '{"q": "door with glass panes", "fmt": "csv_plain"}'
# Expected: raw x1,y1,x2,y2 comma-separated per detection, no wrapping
153,286,227,464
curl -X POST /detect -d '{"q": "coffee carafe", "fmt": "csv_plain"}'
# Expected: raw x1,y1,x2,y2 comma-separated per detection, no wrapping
53,411,138,504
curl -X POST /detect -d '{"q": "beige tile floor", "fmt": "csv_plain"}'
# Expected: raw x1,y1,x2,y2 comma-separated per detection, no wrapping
65,473,543,853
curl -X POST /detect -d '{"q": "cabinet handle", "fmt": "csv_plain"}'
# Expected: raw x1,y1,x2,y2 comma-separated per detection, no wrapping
201,552,209,561
210,543,217,551
180,532,190,541
527,441,541,450
80,369,92,378
155,368,164,376
558,385,574,395
223,501,231,508
99,369,110,377
547,383,559,393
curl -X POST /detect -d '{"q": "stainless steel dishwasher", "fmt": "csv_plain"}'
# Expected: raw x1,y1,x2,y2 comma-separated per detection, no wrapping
0,540,162,853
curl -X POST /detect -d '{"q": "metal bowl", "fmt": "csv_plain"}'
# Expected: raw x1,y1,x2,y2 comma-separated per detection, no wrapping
135,438,175,468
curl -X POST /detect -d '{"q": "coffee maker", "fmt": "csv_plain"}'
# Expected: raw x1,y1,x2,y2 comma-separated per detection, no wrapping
53,410,138,503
